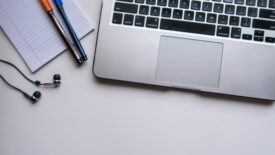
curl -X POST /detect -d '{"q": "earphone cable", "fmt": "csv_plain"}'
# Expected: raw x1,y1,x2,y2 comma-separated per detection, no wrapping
0,59,37,85
0,74,28,96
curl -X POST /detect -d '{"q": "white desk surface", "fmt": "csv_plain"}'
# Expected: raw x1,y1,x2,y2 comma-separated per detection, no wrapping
1,1,275,155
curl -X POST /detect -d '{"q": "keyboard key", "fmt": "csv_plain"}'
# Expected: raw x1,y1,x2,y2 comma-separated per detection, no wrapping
135,15,145,26
254,30,264,41
135,0,145,3
150,7,161,16
269,0,275,8
242,34,252,40
146,0,156,5
214,3,224,13
257,0,267,7
224,0,233,3
115,2,138,13
113,13,123,24
146,17,159,28
253,19,275,30
124,14,134,25
248,7,258,17
259,9,275,20
217,26,230,37
173,9,183,19
225,5,235,14
236,6,246,16
162,8,172,17
235,0,244,4
254,30,264,36
231,27,241,38
118,0,134,2
202,2,213,12
246,0,256,6
180,0,190,9
254,36,264,41
160,19,216,35
184,11,195,20
191,1,201,10
266,37,275,43
230,16,240,26
241,17,251,27
169,0,179,7
218,15,229,24
139,5,149,15
157,0,167,6
195,12,206,22
207,13,217,23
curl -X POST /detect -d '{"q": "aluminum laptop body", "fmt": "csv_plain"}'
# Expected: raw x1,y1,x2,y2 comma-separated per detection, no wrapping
94,0,275,100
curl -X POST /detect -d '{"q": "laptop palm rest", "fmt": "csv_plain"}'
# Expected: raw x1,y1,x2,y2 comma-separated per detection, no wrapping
156,36,223,88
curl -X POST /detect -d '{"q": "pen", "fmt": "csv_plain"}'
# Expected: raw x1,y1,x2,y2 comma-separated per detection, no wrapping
40,0,83,64
53,0,88,61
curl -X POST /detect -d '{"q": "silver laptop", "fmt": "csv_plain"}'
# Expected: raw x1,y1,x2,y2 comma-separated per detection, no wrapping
93,0,275,100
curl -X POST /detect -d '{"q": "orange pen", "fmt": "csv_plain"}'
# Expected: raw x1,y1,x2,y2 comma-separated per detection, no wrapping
40,0,82,64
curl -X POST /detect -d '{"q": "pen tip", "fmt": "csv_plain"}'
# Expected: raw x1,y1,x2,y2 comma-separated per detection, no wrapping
40,0,53,12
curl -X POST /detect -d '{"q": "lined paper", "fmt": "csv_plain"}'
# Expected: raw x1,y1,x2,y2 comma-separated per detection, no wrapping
0,0,93,72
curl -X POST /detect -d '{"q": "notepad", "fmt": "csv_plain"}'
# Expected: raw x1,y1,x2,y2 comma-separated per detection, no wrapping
0,0,93,72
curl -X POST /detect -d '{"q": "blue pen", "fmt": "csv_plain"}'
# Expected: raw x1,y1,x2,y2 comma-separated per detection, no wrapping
53,0,88,61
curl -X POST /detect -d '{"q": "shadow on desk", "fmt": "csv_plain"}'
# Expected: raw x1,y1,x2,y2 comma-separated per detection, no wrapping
95,78,274,106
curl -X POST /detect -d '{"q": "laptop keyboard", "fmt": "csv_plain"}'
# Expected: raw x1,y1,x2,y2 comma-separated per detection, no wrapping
112,0,275,43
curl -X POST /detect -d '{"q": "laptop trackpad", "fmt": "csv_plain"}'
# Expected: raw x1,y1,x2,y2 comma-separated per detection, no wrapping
156,36,223,88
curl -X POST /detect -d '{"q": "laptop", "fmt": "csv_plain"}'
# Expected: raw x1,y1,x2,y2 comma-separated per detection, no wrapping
93,0,275,100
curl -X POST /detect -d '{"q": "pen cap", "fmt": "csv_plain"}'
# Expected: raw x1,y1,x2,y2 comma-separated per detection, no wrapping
40,0,53,12
54,0,63,6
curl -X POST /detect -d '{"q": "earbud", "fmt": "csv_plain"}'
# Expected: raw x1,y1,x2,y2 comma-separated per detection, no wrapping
24,91,42,103
34,74,61,87
53,74,61,87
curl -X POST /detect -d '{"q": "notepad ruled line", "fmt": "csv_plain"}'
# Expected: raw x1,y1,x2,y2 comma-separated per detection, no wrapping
0,2,42,65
